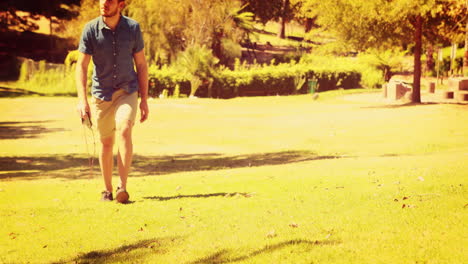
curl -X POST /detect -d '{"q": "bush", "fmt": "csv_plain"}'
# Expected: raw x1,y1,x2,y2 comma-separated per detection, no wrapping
149,59,363,99
65,50,80,69
18,58,78,96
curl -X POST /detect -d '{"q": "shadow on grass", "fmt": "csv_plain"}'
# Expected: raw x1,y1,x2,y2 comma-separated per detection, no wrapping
143,192,251,201
0,121,66,139
0,86,44,97
0,151,342,180
189,239,340,264
0,86,76,97
54,236,181,264
362,102,468,109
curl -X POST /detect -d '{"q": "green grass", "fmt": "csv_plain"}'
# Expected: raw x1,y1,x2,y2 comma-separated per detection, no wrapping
0,91,467,263
440,46,465,59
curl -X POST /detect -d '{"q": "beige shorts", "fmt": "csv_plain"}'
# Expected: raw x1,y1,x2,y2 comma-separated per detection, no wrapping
92,89,138,139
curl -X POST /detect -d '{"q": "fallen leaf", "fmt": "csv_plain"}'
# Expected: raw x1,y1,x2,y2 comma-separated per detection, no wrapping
402,204,406,208
403,196,409,200
138,227,144,232
43,245,47,248
289,222,299,228
394,199,399,202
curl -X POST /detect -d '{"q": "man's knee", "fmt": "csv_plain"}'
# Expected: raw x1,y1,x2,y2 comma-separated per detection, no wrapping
100,136,114,149
117,120,133,140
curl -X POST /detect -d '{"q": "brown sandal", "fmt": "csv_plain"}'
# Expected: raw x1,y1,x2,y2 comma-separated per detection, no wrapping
116,187,129,203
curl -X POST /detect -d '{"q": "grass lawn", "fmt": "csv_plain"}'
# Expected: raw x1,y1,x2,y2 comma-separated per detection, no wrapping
0,91,467,263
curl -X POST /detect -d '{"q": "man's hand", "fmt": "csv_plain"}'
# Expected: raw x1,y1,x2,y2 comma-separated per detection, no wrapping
139,99,149,123
77,100,91,119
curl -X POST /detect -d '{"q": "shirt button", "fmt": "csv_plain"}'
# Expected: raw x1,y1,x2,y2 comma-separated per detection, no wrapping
113,64,116,68
113,75,117,78
113,53,116,56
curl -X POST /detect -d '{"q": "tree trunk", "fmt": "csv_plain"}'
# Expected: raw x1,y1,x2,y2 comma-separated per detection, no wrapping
277,0,289,39
412,15,422,103
304,17,317,33
464,0,468,74
278,17,286,39
425,44,435,74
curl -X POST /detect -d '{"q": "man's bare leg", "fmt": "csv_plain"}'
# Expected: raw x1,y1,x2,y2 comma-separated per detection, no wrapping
116,120,134,190
100,135,115,193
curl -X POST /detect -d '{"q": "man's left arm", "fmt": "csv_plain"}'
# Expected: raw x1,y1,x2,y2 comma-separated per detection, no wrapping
134,49,149,123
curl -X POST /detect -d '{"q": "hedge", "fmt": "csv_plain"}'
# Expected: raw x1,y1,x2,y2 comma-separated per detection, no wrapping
148,62,362,99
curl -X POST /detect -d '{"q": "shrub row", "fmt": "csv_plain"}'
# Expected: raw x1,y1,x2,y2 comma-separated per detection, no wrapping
148,62,362,99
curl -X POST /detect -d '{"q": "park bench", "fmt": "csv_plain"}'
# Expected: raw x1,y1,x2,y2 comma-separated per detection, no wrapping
430,77,468,101
447,77,468,101
383,79,412,100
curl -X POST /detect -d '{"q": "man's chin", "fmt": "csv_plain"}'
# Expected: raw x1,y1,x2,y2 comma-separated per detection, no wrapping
101,11,117,17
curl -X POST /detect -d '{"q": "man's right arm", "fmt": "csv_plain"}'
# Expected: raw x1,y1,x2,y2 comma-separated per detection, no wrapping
76,52,92,118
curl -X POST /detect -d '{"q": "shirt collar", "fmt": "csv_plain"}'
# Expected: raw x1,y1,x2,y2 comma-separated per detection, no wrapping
98,15,123,31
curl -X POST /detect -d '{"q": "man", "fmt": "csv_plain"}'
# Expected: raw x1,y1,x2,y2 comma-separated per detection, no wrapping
76,0,149,203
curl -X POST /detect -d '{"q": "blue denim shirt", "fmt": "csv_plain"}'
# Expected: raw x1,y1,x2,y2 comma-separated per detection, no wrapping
78,16,144,101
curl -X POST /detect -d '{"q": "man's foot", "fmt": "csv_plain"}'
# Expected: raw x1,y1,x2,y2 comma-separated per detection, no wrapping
101,191,113,201
116,187,129,203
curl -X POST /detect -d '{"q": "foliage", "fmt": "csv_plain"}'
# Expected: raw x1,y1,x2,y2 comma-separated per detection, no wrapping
18,61,76,96
241,0,284,24
311,0,467,103
358,49,406,82
17,50,95,96
0,0,80,31
124,0,187,65
149,57,364,98
64,50,79,69
312,0,464,50
175,44,220,96
123,0,254,66
59,0,98,41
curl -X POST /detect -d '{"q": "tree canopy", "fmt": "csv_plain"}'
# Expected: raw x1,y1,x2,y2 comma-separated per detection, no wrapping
0,0,80,31
309,0,466,102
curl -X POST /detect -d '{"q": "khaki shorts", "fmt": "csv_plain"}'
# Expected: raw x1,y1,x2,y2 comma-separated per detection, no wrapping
92,89,138,139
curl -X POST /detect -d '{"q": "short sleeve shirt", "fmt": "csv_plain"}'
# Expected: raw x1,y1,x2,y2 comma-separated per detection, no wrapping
78,16,144,101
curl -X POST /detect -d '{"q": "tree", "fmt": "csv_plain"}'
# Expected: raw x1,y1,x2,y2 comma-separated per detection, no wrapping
124,0,253,66
241,0,283,24
291,0,320,33
0,0,80,32
241,0,298,39
59,0,98,41
315,0,466,103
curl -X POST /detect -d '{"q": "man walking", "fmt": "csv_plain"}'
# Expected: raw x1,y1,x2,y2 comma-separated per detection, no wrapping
76,0,149,203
